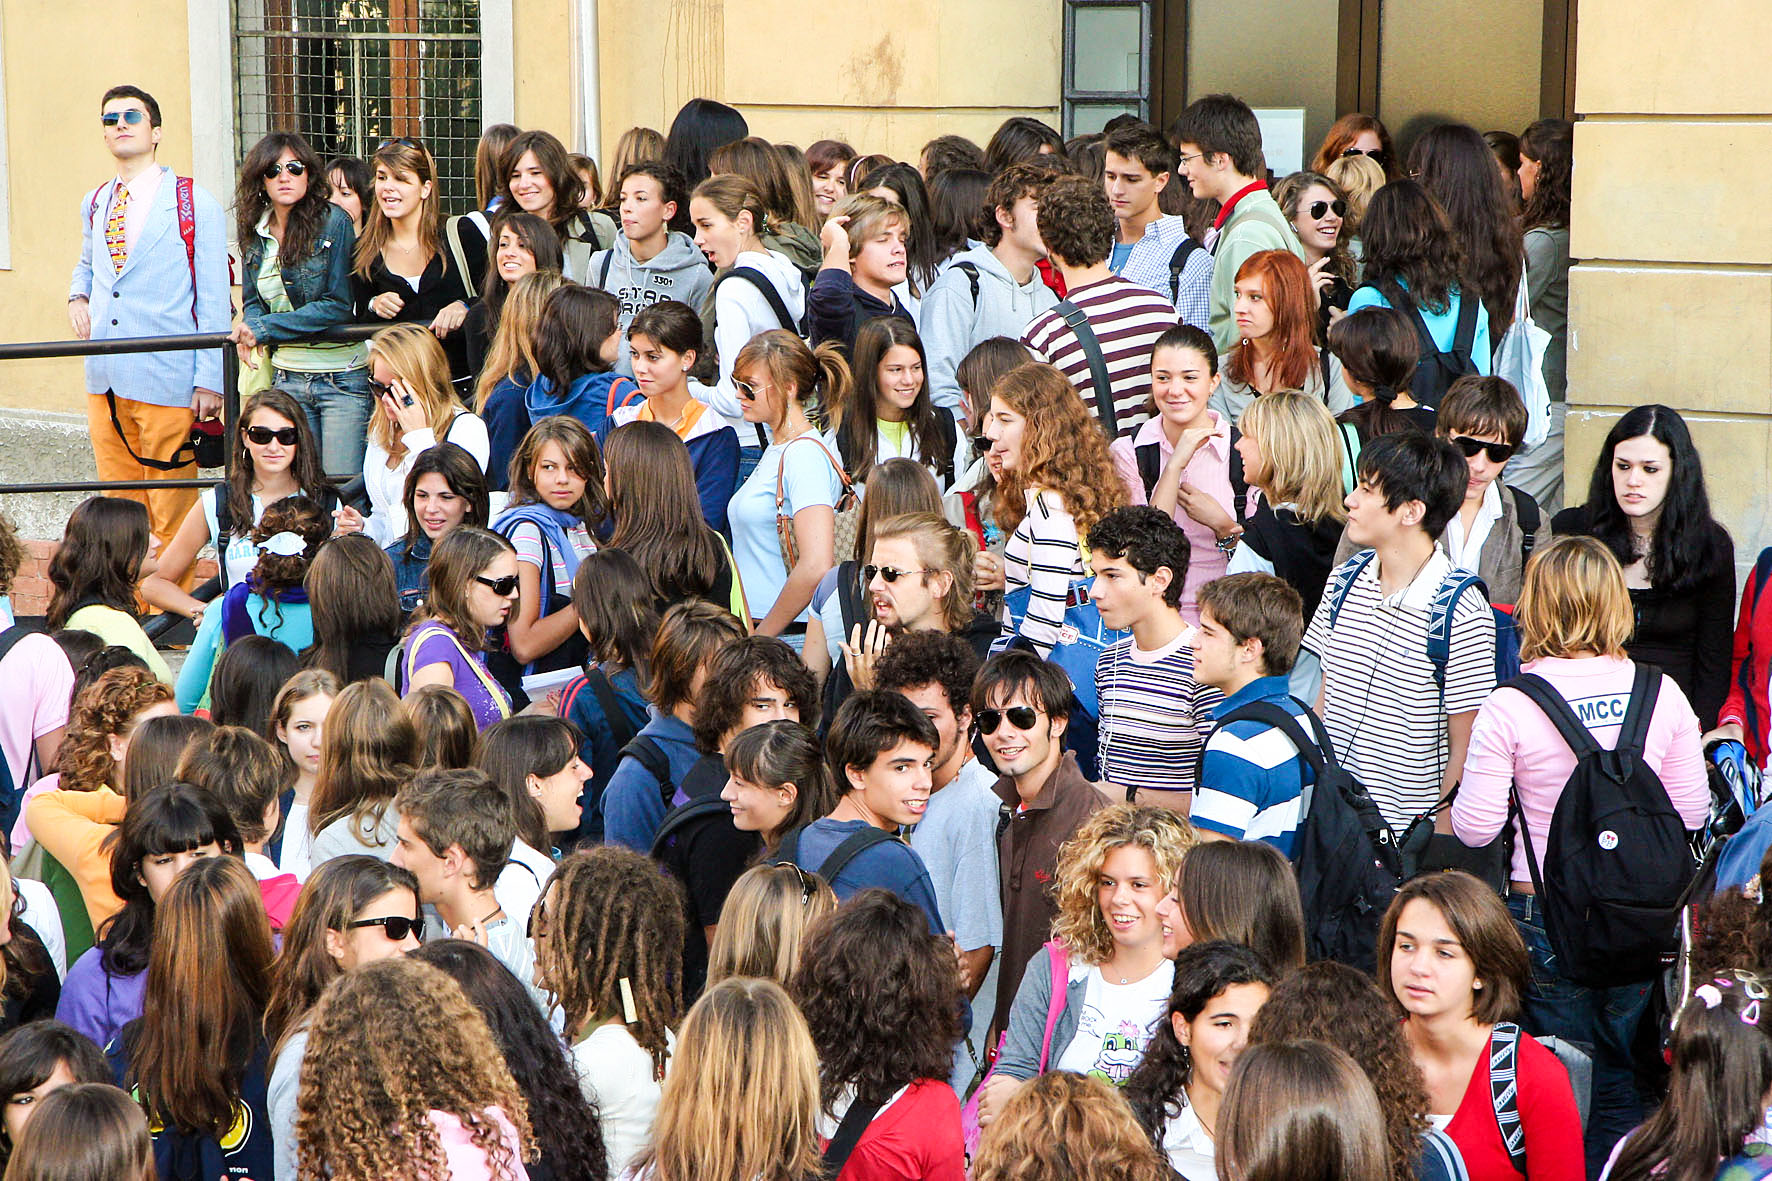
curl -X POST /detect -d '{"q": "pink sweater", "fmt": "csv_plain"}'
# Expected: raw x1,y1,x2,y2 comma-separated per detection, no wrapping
1453,656,1708,883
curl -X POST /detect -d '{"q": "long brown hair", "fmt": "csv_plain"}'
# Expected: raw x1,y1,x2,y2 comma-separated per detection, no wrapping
990,362,1128,536
474,269,566,411
57,666,173,793
297,956,531,1181
634,977,826,1181
234,130,334,265
47,496,149,628
1223,250,1321,392
478,210,563,330
4,1083,154,1181
498,129,585,235
1216,1041,1392,1181
352,137,445,279
302,534,402,680
123,855,273,1139
412,526,515,654
1176,839,1308,977
307,678,419,837
121,713,214,802
472,124,521,211
837,317,950,485
505,416,608,529
229,389,330,539
732,331,852,434
604,421,721,602
264,855,420,1055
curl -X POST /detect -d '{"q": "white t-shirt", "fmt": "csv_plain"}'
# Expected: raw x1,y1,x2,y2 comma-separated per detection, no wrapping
1162,1098,1217,1181
16,878,64,981
279,801,314,882
573,1023,675,1176
361,410,492,546
1052,959,1175,1086
202,486,267,590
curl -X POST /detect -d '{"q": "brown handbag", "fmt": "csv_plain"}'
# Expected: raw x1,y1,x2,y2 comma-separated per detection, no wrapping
775,434,861,568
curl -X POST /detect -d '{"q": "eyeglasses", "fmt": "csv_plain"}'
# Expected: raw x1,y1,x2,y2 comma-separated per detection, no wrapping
1449,435,1516,463
1307,199,1347,220
346,914,426,942
475,573,521,597
244,425,299,446
101,110,147,128
1176,151,1204,168
733,379,772,402
977,706,1042,735
782,863,817,905
1341,147,1390,167
863,564,932,585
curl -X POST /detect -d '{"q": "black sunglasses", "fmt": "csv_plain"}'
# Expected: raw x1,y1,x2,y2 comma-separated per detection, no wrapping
1341,147,1390,166
970,435,993,456
244,425,299,446
263,161,308,180
863,564,931,585
782,863,817,906
1449,435,1515,463
475,573,520,597
347,914,425,942
977,706,1041,735
1307,199,1347,220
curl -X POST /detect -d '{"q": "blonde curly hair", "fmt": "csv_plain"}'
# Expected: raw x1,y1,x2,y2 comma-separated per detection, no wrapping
58,666,173,793
1052,804,1196,965
973,1071,1168,1181
990,362,1128,537
296,956,531,1181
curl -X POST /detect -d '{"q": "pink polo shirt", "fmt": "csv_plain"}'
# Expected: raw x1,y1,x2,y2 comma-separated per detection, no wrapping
1109,410,1235,624
1452,655,1709,883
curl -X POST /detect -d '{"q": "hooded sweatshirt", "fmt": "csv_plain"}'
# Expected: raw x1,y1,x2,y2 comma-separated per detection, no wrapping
763,221,824,285
701,249,808,422
589,231,715,377
919,243,1058,410
524,370,642,440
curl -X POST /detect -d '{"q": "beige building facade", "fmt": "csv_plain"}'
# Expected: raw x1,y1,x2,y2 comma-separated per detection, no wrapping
0,0,1763,557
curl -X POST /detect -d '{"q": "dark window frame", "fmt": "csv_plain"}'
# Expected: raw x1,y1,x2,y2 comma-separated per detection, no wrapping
1061,0,1154,136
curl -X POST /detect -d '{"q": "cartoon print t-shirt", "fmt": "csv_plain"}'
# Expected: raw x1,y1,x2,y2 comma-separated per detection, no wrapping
1051,959,1175,1086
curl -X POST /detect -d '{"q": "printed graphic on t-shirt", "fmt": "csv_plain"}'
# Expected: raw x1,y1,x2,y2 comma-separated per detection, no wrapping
1074,1011,1157,1086
1053,965,1173,1087
1559,691,1631,729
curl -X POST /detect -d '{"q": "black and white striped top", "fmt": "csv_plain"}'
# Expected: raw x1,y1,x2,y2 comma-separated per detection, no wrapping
1002,488,1085,656
1094,630,1223,796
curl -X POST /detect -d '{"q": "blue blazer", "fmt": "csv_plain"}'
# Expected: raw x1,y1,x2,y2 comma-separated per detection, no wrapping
70,165,231,406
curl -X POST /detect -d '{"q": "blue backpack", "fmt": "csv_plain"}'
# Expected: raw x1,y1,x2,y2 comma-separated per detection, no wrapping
1324,552,1497,690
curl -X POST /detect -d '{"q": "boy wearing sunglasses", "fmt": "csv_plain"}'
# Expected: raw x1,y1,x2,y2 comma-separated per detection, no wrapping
972,651,1113,1043
392,768,540,1004
1434,376,1543,608
71,84,230,554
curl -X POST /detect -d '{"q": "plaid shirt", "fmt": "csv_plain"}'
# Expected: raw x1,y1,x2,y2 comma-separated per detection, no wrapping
1112,213,1213,331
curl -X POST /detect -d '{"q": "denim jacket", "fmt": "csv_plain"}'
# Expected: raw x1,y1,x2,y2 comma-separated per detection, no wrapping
240,203,359,343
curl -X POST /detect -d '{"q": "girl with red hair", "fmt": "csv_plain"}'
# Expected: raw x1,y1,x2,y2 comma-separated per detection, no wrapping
1207,250,1354,426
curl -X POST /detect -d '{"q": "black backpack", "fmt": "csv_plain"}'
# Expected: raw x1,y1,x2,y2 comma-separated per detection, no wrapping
1205,698,1402,975
1381,280,1480,407
1506,665,1697,988
712,266,810,337
1167,237,1203,306
1135,426,1249,525
648,753,733,859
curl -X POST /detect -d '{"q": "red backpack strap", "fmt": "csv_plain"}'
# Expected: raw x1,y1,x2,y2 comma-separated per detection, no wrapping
176,177,198,326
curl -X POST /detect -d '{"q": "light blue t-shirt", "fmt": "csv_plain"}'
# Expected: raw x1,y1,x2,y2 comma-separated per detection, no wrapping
728,432,843,625
1346,281,1493,377
1109,241,1135,272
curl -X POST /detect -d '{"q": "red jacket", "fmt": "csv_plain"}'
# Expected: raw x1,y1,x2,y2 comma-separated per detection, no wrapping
1718,546,1772,765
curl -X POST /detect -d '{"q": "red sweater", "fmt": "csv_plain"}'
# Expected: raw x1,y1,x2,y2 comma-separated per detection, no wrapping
831,1079,965,1181
1444,1030,1583,1181
1719,546,1772,765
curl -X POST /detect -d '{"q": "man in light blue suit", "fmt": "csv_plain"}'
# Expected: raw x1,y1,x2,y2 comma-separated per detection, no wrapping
68,85,230,550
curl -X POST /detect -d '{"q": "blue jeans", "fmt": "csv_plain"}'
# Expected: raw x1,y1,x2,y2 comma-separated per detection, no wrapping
1508,891,1650,1178
276,366,371,480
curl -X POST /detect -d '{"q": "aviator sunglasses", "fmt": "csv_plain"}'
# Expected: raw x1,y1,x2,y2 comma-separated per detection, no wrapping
263,161,308,180
977,706,1041,735
1308,199,1347,219
101,110,147,127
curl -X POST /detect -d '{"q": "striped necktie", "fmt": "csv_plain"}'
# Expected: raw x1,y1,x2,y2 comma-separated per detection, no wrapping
106,183,129,272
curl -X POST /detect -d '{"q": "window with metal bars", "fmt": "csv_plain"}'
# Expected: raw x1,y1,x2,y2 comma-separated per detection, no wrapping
233,0,483,210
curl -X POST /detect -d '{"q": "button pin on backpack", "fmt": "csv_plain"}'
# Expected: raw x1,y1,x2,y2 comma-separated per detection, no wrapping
1057,624,1080,645
1598,830,1619,851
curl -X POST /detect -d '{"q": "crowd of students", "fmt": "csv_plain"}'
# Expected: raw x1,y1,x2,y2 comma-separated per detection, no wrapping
6,79,1772,1181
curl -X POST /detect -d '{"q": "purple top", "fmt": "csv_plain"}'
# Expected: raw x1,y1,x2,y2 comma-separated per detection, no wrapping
405,622,511,730
55,946,146,1051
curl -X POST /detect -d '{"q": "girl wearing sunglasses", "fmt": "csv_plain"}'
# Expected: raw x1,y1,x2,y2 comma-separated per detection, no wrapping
1273,171,1356,335
142,388,339,627
230,131,371,482
263,855,422,1181
402,526,517,730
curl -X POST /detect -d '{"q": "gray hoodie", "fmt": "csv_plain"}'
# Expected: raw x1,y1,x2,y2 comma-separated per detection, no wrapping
589,230,715,376
920,243,1058,410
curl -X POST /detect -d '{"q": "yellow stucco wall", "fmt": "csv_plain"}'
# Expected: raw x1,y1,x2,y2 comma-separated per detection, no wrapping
1,3,197,413
1564,0,1772,557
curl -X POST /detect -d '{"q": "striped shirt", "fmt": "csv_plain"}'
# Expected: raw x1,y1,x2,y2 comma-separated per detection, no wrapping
1189,674,1317,857
1094,627,1222,796
1020,276,1178,440
1301,550,1497,832
1001,488,1084,657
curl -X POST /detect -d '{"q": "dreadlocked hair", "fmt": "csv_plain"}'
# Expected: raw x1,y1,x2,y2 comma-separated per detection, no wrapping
296,956,532,1181
537,848,684,1078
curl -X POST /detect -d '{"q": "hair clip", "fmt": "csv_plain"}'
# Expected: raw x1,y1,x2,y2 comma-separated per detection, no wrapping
1695,984,1724,1009
619,976,638,1025
256,531,307,557
1745,1000,1763,1027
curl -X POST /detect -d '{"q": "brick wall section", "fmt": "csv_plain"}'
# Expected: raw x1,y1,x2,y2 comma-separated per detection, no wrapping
8,538,216,618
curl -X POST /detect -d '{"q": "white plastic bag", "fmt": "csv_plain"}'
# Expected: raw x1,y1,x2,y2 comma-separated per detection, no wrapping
1495,259,1552,448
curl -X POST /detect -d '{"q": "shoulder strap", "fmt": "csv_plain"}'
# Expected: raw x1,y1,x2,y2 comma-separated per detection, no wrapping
648,797,733,859
1054,299,1117,437
1167,237,1201,304
444,215,478,299
723,266,799,334
1616,661,1663,759
953,261,981,308
1752,546,1772,614
1212,700,1334,777
619,736,674,805
1510,486,1541,567
1135,442,1162,498
1227,426,1248,523
1427,571,1487,693
382,640,402,685
817,826,898,883
585,668,641,749
598,250,615,290
1488,1021,1528,1176
935,407,958,476
775,434,856,514
176,177,198,327
836,561,866,639
1036,939,1072,1072
604,376,643,420
1452,289,1482,359
1502,673,1602,759
822,1097,886,1179
1337,421,1361,496
1325,551,1377,628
